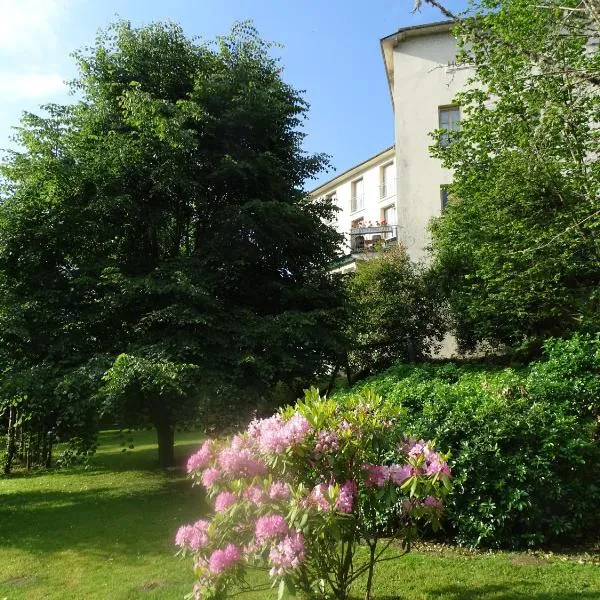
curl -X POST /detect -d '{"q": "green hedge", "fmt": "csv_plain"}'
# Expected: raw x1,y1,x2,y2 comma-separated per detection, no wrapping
339,335,600,548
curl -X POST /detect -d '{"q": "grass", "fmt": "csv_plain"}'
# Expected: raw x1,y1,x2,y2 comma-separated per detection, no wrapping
1,430,599,600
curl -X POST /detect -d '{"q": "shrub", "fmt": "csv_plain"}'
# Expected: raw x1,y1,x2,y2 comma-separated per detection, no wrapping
345,247,446,378
527,334,600,418
349,356,600,548
178,388,451,600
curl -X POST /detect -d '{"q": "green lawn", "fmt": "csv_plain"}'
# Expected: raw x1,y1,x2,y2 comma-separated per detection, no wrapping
1,430,599,600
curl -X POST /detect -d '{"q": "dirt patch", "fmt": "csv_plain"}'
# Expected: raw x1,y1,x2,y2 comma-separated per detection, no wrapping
139,580,163,591
510,554,548,567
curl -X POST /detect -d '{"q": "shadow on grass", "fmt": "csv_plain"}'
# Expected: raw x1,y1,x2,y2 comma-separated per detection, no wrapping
0,476,209,557
3,440,203,479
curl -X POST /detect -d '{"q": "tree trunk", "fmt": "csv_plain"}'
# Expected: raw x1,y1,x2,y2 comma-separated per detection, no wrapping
155,420,175,468
4,407,17,475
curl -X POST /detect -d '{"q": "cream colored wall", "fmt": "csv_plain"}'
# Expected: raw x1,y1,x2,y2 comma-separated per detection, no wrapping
393,32,472,261
318,154,396,255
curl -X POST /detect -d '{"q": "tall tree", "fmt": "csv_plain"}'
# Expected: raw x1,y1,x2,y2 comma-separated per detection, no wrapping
0,22,345,468
427,0,599,354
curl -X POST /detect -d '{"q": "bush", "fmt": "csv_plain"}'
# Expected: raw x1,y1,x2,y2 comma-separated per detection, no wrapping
345,247,446,378
527,334,600,418
347,352,600,548
178,388,451,600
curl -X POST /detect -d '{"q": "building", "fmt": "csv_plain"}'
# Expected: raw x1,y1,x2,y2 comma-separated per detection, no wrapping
381,20,472,261
310,146,398,273
311,21,473,266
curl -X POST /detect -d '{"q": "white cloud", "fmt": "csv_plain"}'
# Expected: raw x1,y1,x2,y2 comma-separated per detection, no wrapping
0,72,66,99
0,0,66,55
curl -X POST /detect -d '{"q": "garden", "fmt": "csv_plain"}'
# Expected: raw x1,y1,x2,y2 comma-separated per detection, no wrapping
1,0,599,598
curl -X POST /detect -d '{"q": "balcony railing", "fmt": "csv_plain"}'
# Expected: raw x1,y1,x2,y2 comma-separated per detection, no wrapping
349,224,397,254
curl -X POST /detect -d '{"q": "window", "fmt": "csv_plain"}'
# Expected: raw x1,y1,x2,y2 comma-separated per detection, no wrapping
380,163,395,199
440,186,449,212
439,106,460,146
351,178,364,212
382,204,396,226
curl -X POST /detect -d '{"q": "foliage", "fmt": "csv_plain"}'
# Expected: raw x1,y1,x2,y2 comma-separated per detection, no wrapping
3,428,599,600
345,247,446,378
345,347,600,548
179,388,451,600
100,354,201,467
428,0,600,354
0,21,345,469
526,333,600,419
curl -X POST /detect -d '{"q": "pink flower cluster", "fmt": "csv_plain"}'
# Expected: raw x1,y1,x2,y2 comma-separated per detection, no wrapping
363,463,412,487
314,429,339,454
248,413,311,454
255,514,289,543
201,467,220,488
404,439,452,478
310,483,331,511
309,480,357,513
269,531,306,577
187,440,213,473
268,481,290,500
336,480,357,513
214,491,237,513
175,520,210,550
208,544,241,574
217,446,267,478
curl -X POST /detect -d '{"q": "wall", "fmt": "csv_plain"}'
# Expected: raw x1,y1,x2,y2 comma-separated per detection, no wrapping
393,31,472,261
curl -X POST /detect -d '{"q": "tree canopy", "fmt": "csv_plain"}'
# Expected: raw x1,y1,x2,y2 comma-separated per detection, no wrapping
428,0,599,354
0,21,345,468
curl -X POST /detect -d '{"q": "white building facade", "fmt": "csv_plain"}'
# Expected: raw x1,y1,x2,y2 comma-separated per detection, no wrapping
381,21,473,261
310,146,398,272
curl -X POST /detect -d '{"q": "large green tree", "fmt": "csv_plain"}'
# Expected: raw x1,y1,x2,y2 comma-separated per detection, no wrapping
427,0,599,354
0,22,345,468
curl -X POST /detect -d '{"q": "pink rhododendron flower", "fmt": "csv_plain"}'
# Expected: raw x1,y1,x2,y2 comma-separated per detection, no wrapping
248,413,311,454
335,480,357,513
214,491,237,513
268,481,291,500
314,429,339,454
187,440,213,473
175,519,210,550
217,446,267,478
208,544,241,574
269,531,305,576
363,464,390,487
424,453,452,478
255,514,289,543
201,467,220,488
310,483,332,511
243,485,265,505
388,464,413,485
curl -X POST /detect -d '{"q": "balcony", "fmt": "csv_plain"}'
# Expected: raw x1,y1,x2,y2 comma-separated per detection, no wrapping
350,223,398,255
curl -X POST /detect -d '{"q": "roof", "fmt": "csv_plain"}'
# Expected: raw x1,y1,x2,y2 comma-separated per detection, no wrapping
380,20,454,106
309,146,395,197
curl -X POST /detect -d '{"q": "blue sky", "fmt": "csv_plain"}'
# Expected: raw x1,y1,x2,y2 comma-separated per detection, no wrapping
0,0,466,188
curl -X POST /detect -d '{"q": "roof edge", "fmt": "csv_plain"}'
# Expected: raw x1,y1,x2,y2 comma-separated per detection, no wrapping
380,20,454,107
309,146,395,197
